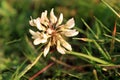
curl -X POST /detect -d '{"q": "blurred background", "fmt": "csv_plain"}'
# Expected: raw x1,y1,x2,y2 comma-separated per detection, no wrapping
0,0,120,79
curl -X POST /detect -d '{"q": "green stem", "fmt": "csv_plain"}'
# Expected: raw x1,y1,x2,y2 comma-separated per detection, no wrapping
67,51,114,66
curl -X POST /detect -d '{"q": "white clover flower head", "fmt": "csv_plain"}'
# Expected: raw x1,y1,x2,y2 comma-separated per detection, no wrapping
29,8,79,57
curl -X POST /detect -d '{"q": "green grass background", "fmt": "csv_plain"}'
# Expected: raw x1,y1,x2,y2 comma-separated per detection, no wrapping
0,0,120,80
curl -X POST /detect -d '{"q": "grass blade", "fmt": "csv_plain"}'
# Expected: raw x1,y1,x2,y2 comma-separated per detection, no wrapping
67,51,113,65
17,52,43,79
101,0,120,18
93,41,111,60
81,18,98,39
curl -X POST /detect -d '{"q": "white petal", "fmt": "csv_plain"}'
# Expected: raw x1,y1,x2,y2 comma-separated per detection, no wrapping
41,33,48,43
29,29,38,36
57,40,66,54
56,13,63,27
29,29,40,39
41,12,44,18
29,19,36,26
36,18,46,31
44,10,49,21
41,10,47,18
29,20,34,26
50,8,57,23
33,38,42,45
44,10,47,17
44,42,51,57
29,29,48,44
41,38,47,43
58,35,72,51
29,29,35,35
63,29,79,37
65,18,75,28
41,10,49,22
40,10,49,27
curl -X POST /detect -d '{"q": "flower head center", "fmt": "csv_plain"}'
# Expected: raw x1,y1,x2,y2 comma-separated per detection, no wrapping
47,28,55,35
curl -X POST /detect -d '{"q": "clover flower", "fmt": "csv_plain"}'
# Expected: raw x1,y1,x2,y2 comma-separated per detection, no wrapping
29,8,79,57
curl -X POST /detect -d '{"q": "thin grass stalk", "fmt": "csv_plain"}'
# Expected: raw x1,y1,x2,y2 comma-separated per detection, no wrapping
101,0,120,18
81,18,98,39
93,41,111,60
67,51,113,65
17,52,43,79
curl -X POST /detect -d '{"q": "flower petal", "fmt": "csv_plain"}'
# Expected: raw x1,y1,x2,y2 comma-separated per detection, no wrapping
44,42,51,57
41,38,47,43
29,19,36,26
36,18,46,31
56,13,63,27
29,29,48,45
29,29,39,39
33,38,42,45
63,29,79,37
41,10,49,23
29,29,36,36
65,18,75,28
57,40,66,54
33,34,48,45
41,32,49,43
41,10,47,18
58,35,72,51
50,8,57,23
